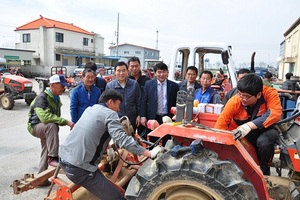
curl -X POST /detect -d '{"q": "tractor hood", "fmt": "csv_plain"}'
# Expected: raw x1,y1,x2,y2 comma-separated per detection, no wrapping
3,74,33,83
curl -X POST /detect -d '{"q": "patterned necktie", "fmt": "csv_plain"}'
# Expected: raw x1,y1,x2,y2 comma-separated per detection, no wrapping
157,83,164,114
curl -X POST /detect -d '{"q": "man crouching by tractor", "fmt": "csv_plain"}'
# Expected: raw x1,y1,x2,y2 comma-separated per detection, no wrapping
59,89,163,200
27,75,75,184
215,74,282,175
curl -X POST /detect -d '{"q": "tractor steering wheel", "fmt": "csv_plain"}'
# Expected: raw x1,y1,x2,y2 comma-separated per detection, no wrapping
275,108,300,125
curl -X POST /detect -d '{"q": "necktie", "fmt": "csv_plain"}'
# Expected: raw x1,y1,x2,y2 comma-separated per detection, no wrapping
157,83,164,114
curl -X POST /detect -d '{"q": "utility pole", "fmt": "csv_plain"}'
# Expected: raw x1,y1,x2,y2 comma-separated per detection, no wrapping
115,13,119,57
156,30,159,50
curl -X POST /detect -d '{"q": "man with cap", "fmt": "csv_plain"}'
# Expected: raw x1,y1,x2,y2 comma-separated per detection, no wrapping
27,74,74,185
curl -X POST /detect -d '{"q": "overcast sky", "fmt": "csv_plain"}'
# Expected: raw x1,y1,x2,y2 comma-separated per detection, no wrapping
0,0,299,66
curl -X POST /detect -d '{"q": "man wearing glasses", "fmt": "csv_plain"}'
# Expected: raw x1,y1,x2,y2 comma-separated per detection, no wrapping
178,66,201,91
215,74,282,175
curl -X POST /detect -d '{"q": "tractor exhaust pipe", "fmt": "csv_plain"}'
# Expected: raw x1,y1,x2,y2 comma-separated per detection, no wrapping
250,52,256,73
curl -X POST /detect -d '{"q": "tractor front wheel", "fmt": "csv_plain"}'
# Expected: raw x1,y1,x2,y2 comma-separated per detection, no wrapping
0,94,15,110
125,148,258,200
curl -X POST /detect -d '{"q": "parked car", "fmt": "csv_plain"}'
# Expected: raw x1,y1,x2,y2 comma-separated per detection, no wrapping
73,63,105,77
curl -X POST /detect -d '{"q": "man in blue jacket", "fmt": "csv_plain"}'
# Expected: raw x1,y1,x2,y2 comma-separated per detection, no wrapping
70,68,101,123
194,70,221,104
85,62,106,93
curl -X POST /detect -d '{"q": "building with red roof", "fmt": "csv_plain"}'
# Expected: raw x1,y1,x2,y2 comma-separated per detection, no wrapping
15,15,104,69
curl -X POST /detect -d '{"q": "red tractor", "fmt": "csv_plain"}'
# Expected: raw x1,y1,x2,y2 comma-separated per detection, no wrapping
10,43,300,199
0,73,36,110
11,98,300,199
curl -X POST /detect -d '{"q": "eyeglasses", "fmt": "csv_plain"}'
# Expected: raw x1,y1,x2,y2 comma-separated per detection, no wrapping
237,91,253,101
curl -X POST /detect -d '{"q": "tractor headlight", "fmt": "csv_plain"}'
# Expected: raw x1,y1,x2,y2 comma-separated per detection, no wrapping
24,83,33,87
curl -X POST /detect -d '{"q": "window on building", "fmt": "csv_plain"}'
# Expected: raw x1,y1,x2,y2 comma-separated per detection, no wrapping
55,32,64,43
83,38,89,46
145,51,148,55
55,54,61,61
124,51,130,54
91,39,94,43
23,60,31,65
23,34,31,43
135,51,141,54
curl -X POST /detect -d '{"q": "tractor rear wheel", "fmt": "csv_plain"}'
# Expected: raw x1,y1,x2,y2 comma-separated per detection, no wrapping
0,94,15,110
125,148,258,200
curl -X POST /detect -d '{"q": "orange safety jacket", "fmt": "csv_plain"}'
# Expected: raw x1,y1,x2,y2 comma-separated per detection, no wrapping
215,86,282,130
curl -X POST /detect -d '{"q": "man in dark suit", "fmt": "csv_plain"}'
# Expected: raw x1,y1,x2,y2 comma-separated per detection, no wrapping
178,66,201,91
140,62,179,145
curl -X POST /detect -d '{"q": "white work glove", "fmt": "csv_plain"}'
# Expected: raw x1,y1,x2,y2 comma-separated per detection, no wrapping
150,146,164,158
234,123,251,139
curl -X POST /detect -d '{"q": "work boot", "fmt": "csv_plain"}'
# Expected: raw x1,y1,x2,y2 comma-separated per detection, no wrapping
48,157,59,167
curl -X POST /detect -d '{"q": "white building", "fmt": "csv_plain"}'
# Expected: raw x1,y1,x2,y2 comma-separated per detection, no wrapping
15,15,104,68
278,17,300,80
109,43,160,68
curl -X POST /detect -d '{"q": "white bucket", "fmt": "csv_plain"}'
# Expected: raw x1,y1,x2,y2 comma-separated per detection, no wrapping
214,104,224,114
198,103,207,113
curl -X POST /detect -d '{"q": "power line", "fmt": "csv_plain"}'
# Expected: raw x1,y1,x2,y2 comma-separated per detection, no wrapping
0,24,17,28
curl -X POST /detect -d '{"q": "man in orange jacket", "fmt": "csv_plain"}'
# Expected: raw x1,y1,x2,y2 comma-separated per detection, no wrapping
215,74,282,175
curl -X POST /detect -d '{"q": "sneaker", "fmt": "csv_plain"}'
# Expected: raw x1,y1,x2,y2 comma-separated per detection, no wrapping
36,180,51,187
48,157,59,167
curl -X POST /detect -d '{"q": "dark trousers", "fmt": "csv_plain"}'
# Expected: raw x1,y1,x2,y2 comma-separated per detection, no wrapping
245,127,279,175
60,161,125,200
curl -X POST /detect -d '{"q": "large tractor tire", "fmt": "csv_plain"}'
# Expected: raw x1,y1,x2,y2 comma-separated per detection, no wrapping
125,148,258,200
0,94,15,110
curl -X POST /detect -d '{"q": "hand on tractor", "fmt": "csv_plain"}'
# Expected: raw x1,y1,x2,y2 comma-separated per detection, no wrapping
150,146,164,158
147,120,160,130
234,123,251,139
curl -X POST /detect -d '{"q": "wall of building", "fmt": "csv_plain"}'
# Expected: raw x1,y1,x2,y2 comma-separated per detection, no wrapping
0,48,34,68
282,19,300,80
